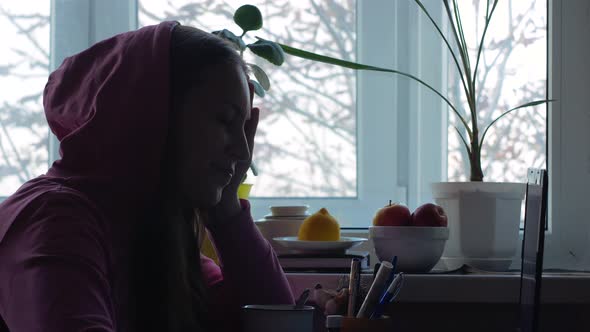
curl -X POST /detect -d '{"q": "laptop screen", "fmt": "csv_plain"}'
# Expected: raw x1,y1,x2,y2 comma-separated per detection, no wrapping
519,169,548,332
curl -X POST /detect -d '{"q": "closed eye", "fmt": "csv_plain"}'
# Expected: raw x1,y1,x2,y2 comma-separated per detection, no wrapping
218,116,233,125
229,103,249,122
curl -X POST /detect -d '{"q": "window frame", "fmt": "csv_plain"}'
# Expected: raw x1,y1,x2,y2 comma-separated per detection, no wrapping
543,0,590,270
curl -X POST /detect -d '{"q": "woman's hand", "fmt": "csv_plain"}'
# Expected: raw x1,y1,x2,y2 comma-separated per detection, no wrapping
208,82,259,224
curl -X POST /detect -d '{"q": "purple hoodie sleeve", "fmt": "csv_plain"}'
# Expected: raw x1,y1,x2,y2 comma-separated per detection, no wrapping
0,193,115,332
205,200,294,326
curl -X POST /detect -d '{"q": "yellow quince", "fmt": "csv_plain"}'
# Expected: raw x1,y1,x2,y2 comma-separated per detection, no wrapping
297,208,340,241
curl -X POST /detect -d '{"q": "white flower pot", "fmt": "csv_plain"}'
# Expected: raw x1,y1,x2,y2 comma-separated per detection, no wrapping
431,182,526,271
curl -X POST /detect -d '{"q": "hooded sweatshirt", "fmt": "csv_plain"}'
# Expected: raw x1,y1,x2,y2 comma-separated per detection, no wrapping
0,21,294,332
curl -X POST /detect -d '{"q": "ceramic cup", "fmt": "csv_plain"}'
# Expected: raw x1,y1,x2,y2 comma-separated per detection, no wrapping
242,304,314,332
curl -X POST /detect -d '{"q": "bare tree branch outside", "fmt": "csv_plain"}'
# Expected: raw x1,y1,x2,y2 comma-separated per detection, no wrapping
0,2,50,196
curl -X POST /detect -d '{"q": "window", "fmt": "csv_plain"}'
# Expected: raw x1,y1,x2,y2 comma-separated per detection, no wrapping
0,1,50,196
5,0,589,270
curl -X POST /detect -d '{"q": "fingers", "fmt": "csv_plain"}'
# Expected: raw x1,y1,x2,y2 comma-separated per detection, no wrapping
248,81,255,108
245,80,258,164
244,107,260,159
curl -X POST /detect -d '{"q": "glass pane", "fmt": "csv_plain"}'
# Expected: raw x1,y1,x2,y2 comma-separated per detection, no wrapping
0,2,50,196
447,0,547,182
139,0,357,197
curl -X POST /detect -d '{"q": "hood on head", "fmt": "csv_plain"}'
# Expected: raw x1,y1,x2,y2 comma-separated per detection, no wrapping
44,21,179,210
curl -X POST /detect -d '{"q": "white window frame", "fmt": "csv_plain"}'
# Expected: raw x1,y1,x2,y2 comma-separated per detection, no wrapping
43,0,589,270
543,0,590,270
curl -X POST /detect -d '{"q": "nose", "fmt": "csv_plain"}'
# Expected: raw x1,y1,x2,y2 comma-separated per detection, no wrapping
228,129,250,162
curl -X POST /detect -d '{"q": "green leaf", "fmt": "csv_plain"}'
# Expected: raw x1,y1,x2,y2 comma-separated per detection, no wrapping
452,0,471,74
278,42,472,137
234,4,262,33
212,29,246,51
251,80,265,97
473,0,499,92
249,63,270,90
250,161,259,176
414,0,470,111
443,0,476,118
247,39,285,66
479,99,555,156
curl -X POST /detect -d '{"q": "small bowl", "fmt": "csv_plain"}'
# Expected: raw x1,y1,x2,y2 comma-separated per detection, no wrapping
270,205,310,217
369,226,449,273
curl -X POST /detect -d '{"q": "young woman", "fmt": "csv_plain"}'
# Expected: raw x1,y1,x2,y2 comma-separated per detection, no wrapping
0,22,294,332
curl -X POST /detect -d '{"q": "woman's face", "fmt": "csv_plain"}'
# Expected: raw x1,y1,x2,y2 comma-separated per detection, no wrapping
171,63,251,207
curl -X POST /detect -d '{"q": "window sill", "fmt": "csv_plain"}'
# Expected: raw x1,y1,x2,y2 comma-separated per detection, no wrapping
286,272,590,304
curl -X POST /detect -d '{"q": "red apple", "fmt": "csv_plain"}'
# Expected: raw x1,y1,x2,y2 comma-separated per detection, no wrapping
411,203,448,227
372,201,411,226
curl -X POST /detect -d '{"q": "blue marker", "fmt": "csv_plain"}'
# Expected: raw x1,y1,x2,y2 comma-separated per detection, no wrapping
369,272,404,319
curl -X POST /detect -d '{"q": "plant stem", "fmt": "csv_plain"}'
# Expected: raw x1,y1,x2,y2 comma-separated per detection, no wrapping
239,31,246,56
469,128,484,181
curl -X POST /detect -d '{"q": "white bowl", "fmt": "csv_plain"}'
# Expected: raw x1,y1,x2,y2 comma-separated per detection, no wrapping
255,218,305,254
369,226,449,273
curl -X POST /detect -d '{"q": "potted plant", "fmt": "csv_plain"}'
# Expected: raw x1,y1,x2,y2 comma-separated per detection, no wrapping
403,0,551,270
218,3,550,270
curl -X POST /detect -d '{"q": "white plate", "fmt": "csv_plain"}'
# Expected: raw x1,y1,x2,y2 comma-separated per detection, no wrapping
273,236,367,253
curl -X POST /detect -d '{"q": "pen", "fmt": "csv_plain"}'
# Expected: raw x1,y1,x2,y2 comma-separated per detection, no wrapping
356,261,393,318
346,258,361,317
369,272,404,319
390,256,398,274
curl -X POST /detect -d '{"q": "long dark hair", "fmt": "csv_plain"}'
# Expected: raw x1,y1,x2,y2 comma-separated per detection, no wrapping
133,25,247,332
